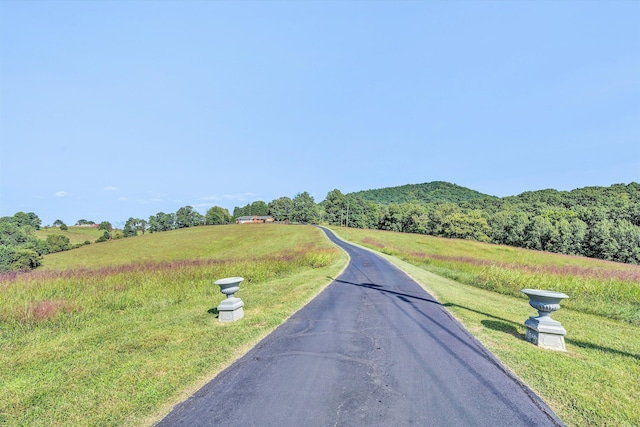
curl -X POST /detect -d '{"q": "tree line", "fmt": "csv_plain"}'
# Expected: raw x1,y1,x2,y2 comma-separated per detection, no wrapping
141,191,320,236
2,183,638,272
230,183,640,266
0,215,119,272
0,214,90,272
322,183,640,265
0,191,324,272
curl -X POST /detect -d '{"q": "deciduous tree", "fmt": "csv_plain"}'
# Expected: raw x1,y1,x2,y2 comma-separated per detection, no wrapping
291,192,319,224
46,234,71,253
268,197,293,222
205,206,231,225
148,212,176,232
176,206,203,228
323,189,346,226
98,221,113,240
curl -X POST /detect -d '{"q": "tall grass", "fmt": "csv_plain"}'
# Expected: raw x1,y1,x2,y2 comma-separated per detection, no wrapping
0,225,345,426
356,229,640,325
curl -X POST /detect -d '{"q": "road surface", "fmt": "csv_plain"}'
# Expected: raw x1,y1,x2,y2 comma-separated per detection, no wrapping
157,227,563,426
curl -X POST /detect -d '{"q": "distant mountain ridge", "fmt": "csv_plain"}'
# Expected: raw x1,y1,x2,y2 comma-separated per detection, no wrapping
347,181,495,205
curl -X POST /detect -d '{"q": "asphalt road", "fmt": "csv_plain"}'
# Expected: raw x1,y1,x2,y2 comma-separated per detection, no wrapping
157,227,564,426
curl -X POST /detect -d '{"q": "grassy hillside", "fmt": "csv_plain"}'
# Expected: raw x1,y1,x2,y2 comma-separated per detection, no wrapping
39,224,329,271
330,226,640,427
0,224,347,426
35,226,104,245
348,181,495,205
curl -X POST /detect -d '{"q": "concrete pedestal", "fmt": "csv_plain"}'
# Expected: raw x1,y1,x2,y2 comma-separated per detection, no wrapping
524,316,567,352
214,277,245,323
217,297,244,322
521,288,568,352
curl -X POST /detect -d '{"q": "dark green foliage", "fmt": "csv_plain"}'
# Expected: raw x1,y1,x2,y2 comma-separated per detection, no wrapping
98,221,112,232
488,210,529,246
233,201,269,217
343,197,379,229
323,189,346,226
440,210,491,242
45,234,71,253
250,201,269,216
322,190,379,229
25,238,49,256
322,182,640,264
377,204,405,232
175,206,204,228
148,212,176,233
12,212,42,230
205,206,231,225
0,221,32,247
0,245,16,273
98,221,113,240
291,192,319,224
147,207,203,233
268,197,293,222
123,218,148,237
123,219,138,237
0,213,44,271
10,248,42,270
349,181,495,205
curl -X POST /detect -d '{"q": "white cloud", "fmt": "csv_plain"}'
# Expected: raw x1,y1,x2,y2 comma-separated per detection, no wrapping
104,186,118,191
55,191,69,197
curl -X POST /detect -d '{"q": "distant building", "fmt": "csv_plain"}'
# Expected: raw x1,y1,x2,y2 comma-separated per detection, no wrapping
235,215,275,224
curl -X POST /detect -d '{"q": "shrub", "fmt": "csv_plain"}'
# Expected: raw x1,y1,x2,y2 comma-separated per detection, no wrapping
45,234,71,253
11,248,42,271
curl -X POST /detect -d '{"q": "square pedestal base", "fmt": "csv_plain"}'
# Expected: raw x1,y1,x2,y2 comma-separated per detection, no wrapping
217,298,244,322
524,316,566,352
525,328,566,351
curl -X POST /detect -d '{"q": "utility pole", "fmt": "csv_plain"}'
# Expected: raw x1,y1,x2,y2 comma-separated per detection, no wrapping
346,201,349,240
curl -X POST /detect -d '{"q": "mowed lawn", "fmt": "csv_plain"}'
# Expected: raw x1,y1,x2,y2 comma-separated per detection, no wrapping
330,226,640,427
0,224,347,426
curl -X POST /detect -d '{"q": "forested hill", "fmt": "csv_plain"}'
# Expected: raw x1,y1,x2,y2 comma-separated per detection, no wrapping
461,182,640,213
322,182,640,264
348,181,495,205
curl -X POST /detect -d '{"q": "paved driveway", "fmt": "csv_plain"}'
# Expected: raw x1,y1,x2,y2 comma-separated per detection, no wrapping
157,227,563,426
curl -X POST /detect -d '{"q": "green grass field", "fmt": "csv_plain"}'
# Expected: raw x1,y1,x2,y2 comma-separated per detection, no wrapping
35,226,105,245
0,224,346,426
5,223,639,426
330,226,640,427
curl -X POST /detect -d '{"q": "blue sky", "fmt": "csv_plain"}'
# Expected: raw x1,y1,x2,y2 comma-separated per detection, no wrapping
1,0,638,227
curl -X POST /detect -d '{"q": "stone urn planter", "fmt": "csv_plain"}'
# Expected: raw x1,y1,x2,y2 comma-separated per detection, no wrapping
521,288,569,351
215,277,244,322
